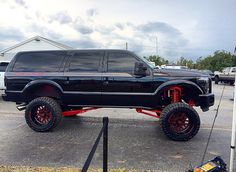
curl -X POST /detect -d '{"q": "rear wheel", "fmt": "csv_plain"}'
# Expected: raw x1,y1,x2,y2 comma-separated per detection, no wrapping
25,97,62,132
215,76,219,84
160,103,200,141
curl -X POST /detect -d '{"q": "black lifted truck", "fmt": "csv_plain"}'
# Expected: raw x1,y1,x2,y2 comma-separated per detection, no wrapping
2,50,214,141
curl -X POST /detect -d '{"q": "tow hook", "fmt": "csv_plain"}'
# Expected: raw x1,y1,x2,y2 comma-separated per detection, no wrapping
16,103,27,111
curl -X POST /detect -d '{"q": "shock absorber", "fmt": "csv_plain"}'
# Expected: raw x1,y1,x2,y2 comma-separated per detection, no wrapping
170,87,182,103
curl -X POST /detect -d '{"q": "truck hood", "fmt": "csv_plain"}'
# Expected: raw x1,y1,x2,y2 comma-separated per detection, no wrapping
154,69,209,77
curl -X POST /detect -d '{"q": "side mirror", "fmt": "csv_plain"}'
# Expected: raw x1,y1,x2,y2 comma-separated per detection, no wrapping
134,62,147,76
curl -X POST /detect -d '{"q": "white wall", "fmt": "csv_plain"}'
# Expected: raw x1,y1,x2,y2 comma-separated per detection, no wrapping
1,39,64,61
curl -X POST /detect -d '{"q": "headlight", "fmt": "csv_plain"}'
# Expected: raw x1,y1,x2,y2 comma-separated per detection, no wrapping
197,77,210,93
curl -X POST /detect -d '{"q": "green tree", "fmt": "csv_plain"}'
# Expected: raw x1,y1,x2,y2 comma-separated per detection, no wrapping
177,57,195,69
146,55,169,66
195,50,233,71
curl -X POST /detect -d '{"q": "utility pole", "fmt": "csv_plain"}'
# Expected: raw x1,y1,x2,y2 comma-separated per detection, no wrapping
230,46,236,172
125,42,128,50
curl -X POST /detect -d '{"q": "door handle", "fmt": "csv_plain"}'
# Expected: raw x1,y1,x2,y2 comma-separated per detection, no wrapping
64,80,70,84
103,77,109,85
64,77,70,84
103,81,109,85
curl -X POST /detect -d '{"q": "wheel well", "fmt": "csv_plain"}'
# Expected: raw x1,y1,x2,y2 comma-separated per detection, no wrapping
160,86,200,106
24,85,62,102
181,86,199,104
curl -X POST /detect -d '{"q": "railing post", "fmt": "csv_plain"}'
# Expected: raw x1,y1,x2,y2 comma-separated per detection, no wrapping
103,117,108,172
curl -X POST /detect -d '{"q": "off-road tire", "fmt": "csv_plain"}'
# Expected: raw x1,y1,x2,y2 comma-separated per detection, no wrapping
25,97,62,132
214,76,219,84
160,102,200,141
230,81,234,85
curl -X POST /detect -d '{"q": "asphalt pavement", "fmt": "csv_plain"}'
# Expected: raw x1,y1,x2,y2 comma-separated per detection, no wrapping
0,84,235,171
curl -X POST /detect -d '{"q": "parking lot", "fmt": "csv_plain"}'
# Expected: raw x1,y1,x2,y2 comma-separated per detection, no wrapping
0,83,235,171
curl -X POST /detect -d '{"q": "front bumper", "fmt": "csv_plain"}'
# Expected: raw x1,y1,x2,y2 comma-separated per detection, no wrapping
199,93,214,111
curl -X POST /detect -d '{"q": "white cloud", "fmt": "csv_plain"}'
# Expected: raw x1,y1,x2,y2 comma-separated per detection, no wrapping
0,0,235,61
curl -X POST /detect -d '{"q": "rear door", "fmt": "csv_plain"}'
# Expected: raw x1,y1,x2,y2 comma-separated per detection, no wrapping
63,51,104,106
0,62,9,89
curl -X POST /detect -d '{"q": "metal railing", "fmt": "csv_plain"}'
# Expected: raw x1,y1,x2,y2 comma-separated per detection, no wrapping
82,117,109,172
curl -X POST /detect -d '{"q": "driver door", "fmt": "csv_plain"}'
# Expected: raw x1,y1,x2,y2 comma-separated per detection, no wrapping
101,51,154,107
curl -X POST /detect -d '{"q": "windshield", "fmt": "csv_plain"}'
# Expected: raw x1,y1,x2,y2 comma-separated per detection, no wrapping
138,55,156,69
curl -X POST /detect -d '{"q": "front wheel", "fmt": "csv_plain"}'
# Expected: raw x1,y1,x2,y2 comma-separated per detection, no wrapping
160,103,200,141
214,76,219,84
25,97,62,132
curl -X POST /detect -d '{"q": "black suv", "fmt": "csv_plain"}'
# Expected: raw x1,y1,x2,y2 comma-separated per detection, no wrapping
2,50,214,141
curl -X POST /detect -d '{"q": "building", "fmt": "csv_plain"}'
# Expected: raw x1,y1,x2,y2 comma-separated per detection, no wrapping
0,36,72,61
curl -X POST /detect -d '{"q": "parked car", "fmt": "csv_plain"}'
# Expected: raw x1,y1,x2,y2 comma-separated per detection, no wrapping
200,70,214,80
161,65,189,70
214,67,236,85
2,50,214,141
0,61,10,90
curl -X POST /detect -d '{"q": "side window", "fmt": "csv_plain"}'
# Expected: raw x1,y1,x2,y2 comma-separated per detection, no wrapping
108,53,138,74
69,52,103,72
13,52,65,72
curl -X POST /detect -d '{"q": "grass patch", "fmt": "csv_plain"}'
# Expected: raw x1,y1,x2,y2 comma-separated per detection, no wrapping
0,166,133,172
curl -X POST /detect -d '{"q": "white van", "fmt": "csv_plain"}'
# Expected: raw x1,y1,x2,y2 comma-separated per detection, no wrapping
0,61,10,90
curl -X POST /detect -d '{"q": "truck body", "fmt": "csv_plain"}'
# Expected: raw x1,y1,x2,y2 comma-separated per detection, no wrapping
2,49,214,141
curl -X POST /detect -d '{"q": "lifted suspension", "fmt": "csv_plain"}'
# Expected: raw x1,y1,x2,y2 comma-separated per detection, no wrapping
60,87,186,118
168,86,182,103
62,107,98,116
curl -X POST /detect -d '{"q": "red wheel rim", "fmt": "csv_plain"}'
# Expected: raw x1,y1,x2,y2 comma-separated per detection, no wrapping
168,112,191,133
32,105,53,125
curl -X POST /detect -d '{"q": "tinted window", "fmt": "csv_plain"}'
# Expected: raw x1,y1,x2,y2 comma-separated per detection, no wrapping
69,52,103,72
13,52,65,72
108,53,138,73
0,62,9,72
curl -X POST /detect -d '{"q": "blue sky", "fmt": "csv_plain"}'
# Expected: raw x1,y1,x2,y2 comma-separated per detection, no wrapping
0,0,235,61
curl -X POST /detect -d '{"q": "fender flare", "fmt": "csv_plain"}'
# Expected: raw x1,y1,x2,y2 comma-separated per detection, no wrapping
22,80,63,97
154,80,203,96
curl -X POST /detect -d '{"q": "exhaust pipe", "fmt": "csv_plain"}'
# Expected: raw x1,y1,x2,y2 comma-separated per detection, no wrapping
16,103,26,111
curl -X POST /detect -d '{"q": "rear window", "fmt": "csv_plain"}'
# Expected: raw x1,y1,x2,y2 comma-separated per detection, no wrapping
68,52,103,72
0,62,9,72
12,52,65,72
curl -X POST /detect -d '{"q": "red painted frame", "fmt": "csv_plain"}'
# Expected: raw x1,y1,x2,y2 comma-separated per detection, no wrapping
61,86,191,118
136,108,161,118
62,107,98,116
